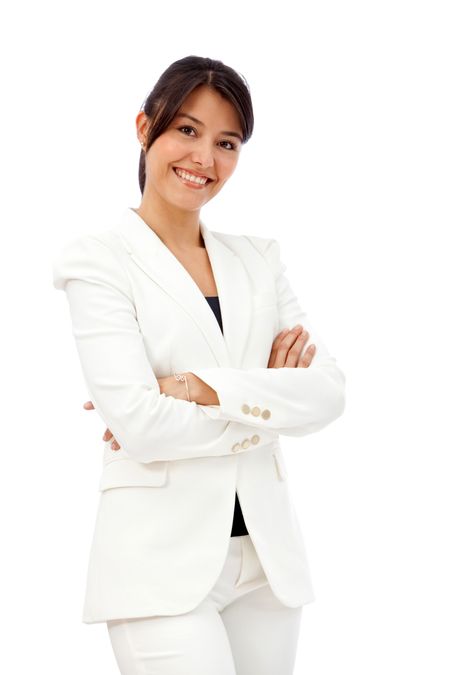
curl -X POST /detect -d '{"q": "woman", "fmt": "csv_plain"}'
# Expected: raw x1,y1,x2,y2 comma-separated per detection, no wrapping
52,55,346,675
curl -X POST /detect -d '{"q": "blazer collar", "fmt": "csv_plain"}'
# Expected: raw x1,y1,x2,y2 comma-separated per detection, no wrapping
112,207,252,368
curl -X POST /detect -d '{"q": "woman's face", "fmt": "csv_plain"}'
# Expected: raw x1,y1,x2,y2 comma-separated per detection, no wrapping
137,84,243,212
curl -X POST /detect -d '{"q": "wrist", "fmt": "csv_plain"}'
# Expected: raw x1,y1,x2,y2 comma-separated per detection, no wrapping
173,372,191,401
187,372,219,406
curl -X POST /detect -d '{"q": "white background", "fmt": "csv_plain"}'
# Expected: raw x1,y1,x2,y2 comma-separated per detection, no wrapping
1,0,449,672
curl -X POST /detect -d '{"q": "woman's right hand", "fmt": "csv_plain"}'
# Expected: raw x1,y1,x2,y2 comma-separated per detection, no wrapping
268,325,316,368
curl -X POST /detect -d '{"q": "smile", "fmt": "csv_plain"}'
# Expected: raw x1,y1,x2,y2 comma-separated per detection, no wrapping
173,167,213,189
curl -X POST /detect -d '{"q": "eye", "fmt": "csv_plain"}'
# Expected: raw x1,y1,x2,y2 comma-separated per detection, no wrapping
178,125,196,136
219,140,237,151
177,126,237,151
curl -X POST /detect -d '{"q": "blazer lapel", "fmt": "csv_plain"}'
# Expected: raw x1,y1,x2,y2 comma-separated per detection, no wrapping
112,207,252,368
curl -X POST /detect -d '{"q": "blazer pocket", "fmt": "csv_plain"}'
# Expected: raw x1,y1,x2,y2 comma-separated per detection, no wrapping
253,291,277,311
98,458,169,491
272,450,288,481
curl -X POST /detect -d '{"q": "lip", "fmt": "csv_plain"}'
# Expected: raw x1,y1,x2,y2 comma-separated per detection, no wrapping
173,166,214,181
173,167,213,190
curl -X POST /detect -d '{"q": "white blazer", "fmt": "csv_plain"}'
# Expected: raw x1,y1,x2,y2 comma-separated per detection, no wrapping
52,206,346,624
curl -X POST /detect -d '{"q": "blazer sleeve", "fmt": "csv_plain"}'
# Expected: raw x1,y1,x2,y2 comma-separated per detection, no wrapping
190,237,346,437
52,234,279,463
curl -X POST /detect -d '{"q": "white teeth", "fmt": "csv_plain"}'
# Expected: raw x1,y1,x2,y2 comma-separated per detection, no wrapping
175,168,208,185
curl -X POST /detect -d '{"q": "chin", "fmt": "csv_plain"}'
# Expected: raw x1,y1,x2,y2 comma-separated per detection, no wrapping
168,196,205,212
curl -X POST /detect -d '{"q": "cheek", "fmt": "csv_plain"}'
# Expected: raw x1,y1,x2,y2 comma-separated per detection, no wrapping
151,134,182,164
163,136,185,157
219,156,239,181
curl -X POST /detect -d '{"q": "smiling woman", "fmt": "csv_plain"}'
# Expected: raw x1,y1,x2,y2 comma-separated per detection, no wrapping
136,57,252,199
135,84,245,229
52,54,345,675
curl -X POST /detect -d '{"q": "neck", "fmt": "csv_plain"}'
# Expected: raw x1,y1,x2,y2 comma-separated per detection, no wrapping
134,186,204,250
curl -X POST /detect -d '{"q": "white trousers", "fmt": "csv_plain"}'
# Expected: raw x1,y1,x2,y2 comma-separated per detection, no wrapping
106,534,303,675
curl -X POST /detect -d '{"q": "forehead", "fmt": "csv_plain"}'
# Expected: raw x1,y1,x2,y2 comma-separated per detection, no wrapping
178,86,241,128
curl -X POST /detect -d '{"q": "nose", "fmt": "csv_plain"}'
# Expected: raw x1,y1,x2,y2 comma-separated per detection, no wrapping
190,140,214,170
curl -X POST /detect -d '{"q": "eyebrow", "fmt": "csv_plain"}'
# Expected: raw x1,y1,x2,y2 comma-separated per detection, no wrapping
174,112,243,143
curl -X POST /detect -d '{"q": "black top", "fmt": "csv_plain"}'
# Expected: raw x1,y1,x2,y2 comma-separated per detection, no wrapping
204,295,249,537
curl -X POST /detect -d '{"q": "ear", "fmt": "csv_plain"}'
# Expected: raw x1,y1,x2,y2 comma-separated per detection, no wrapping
136,111,151,146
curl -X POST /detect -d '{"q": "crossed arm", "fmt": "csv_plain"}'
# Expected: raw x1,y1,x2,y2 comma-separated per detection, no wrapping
86,324,318,450
53,234,345,463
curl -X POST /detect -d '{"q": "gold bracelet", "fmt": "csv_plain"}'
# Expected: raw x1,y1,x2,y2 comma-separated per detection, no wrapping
173,372,191,401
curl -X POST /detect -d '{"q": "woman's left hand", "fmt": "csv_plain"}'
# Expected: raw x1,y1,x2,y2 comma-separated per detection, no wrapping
82,400,121,449
82,374,201,451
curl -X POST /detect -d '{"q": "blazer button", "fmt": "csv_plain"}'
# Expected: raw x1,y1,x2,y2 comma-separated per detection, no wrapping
241,404,250,414
231,442,241,453
251,434,260,444
261,409,271,420
241,438,250,449
251,406,261,416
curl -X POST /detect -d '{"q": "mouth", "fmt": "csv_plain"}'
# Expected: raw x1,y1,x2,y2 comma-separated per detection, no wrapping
172,167,214,189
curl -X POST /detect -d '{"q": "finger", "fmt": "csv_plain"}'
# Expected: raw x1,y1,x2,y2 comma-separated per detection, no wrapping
274,327,292,345
268,329,289,367
111,438,121,451
268,329,291,365
272,327,305,368
83,401,95,410
103,429,113,441
272,328,303,368
298,344,317,368
285,329,310,367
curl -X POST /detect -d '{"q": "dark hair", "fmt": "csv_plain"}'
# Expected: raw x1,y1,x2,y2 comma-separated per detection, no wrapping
138,55,254,195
